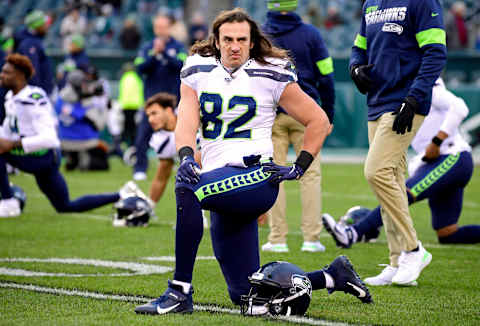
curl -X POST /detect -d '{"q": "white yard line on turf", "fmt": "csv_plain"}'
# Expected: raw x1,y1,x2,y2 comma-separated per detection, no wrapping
0,282,351,326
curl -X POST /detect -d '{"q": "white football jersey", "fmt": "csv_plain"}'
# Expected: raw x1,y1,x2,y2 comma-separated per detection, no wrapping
149,130,176,159
180,54,297,172
2,85,60,153
411,78,471,156
408,79,471,175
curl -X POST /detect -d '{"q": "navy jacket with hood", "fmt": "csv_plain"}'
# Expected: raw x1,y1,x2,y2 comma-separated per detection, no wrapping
263,11,335,123
134,37,187,100
350,0,447,120
14,28,54,95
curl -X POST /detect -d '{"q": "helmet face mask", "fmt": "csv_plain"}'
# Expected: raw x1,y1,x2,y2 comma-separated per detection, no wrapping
113,196,152,227
240,262,312,316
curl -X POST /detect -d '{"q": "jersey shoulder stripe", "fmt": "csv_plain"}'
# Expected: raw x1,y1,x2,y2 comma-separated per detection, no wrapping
244,68,295,82
180,64,217,78
15,100,35,106
249,57,298,82
157,135,171,154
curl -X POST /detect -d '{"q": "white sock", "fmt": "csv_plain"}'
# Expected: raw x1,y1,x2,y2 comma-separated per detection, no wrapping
172,280,191,294
324,272,335,289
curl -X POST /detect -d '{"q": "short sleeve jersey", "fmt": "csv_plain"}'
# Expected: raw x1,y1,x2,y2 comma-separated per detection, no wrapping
149,130,177,160
180,54,297,172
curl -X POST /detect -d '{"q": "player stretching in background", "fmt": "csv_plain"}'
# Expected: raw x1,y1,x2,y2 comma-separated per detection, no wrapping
323,78,479,285
0,54,143,218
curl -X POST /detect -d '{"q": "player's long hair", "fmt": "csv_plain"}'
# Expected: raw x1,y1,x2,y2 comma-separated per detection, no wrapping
190,7,290,65
6,53,35,80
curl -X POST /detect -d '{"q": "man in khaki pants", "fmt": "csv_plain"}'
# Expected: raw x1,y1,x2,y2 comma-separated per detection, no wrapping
263,113,324,252
261,0,335,253
346,0,447,285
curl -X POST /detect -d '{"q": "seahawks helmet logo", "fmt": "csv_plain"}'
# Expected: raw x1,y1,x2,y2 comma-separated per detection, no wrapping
382,23,403,35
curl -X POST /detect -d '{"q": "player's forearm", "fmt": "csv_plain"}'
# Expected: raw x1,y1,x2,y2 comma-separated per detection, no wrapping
175,123,197,151
21,133,60,153
302,111,329,157
175,84,200,151
149,179,165,203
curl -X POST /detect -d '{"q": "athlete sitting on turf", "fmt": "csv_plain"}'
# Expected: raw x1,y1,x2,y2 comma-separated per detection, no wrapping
323,78,479,285
134,8,371,316
0,53,146,218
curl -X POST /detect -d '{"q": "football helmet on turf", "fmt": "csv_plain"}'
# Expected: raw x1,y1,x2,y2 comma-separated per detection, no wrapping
113,196,152,227
339,206,380,242
10,183,26,211
240,261,312,316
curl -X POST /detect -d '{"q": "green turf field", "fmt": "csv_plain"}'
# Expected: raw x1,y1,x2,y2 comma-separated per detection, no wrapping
1,159,479,325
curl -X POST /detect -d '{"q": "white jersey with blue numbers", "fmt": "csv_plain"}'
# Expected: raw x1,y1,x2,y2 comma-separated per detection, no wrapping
1,85,60,153
180,54,297,172
149,130,176,160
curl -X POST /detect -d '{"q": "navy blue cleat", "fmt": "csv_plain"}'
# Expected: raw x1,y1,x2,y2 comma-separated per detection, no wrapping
135,281,194,315
325,256,373,304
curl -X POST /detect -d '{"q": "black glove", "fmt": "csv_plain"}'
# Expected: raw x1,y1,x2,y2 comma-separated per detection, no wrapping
350,64,374,94
392,96,418,135
262,162,305,184
177,156,201,184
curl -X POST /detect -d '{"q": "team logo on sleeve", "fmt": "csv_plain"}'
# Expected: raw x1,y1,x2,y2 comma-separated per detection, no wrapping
382,22,403,35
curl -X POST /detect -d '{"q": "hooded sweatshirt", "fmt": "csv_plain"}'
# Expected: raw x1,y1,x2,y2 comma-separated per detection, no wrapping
14,28,54,95
263,11,335,123
350,0,447,120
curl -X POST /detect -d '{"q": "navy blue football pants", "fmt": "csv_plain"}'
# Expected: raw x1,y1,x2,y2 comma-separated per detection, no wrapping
133,111,153,174
174,164,279,304
0,149,119,212
355,151,474,237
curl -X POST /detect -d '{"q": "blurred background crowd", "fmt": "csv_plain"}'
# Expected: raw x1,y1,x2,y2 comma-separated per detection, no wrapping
0,0,479,172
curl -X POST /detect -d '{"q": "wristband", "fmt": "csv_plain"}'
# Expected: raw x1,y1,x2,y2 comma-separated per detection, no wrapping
432,136,443,146
295,150,314,172
178,146,194,161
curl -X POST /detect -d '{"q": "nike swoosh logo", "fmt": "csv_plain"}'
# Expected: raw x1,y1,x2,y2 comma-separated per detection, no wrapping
422,252,431,262
156,302,180,314
347,282,367,297
431,13,439,17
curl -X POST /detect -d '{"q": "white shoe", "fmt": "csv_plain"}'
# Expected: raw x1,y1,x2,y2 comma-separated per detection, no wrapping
392,241,432,285
365,265,418,286
261,242,289,253
119,181,155,208
133,171,147,181
0,198,21,218
364,265,398,286
301,241,326,252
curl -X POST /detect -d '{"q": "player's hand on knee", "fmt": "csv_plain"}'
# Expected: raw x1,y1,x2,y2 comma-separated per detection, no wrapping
262,162,304,184
177,156,201,184
422,142,440,162
392,96,417,135
350,64,374,94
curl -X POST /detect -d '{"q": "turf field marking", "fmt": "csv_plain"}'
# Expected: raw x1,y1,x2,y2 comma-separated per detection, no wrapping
0,258,172,277
0,281,350,326
142,256,216,261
